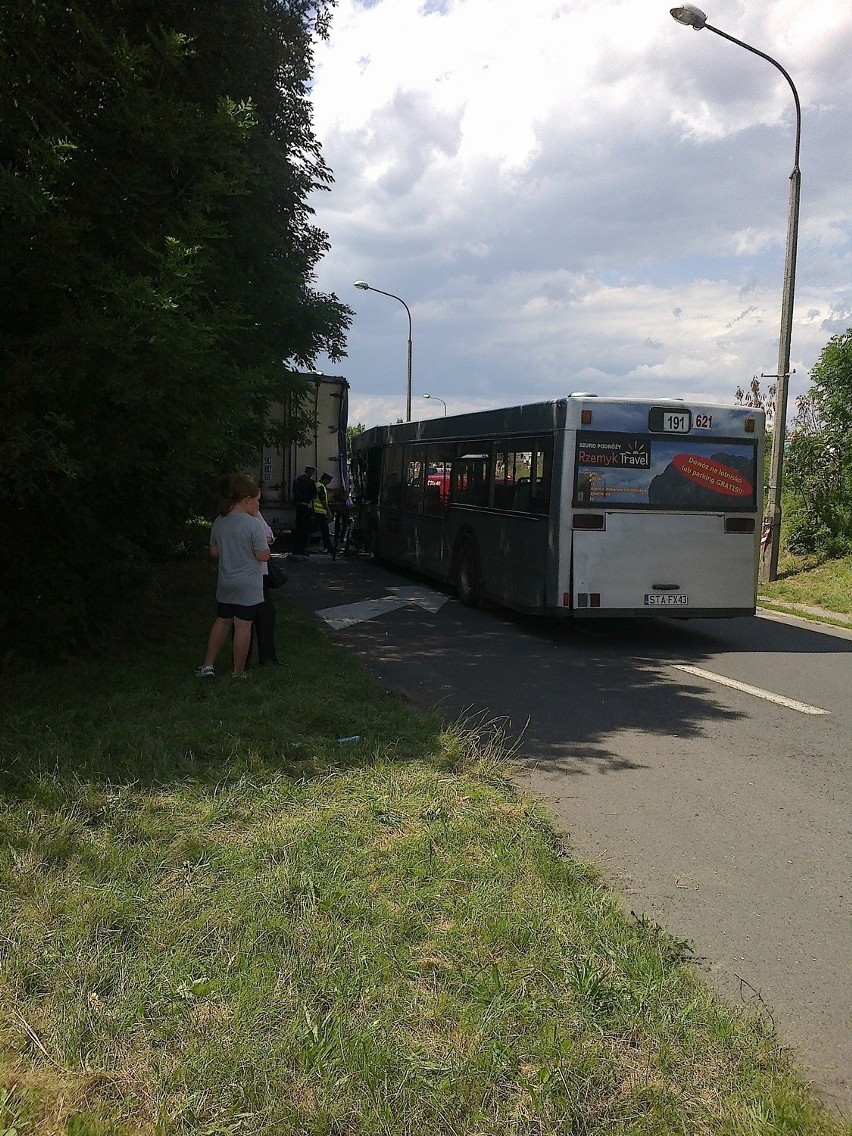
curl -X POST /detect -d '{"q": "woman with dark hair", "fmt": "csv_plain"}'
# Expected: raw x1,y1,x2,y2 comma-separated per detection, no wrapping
195,475,270,679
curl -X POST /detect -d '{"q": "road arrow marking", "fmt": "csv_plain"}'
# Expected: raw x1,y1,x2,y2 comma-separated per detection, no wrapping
673,664,829,716
387,586,448,613
316,587,448,630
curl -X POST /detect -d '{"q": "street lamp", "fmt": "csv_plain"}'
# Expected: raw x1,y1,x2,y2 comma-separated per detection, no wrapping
422,393,447,416
354,280,413,423
670,4,801,582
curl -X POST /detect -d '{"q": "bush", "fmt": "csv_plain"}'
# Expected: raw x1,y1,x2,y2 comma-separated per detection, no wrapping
782,329,852,558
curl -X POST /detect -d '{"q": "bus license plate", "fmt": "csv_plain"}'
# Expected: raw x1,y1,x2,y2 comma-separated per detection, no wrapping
644,593,688,606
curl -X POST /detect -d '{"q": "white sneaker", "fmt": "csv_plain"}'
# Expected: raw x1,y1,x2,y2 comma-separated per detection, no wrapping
195,665,214,677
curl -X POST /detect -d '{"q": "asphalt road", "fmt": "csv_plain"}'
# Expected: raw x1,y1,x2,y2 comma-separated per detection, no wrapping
279,551,852,1112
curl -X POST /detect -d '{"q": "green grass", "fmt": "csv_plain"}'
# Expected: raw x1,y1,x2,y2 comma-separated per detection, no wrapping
0,552,848,1135
760,552,852,621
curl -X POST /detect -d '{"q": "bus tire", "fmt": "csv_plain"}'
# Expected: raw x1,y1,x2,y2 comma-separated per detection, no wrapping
455,538,481,608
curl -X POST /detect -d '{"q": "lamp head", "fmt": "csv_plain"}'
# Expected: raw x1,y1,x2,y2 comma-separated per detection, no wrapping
353,280,370,290
422,393,432,399
670,4,707,29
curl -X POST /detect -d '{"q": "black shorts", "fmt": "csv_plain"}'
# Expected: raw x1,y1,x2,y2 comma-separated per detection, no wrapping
217,602,261,622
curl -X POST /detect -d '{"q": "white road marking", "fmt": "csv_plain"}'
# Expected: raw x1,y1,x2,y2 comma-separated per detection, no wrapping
316,586,448,630
316,597,406,630
387,586,448,613
673,664,829,716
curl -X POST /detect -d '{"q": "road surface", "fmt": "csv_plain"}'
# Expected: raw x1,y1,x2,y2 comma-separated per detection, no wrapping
280,553,852,1111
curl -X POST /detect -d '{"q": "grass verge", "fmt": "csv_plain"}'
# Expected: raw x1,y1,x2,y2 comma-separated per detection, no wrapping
760,553,852,618
0,552,848,1135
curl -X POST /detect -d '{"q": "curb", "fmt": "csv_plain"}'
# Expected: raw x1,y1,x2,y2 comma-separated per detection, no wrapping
757,598,852,629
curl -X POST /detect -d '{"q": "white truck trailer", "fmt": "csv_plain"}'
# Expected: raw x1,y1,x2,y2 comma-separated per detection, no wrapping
256,372,349,538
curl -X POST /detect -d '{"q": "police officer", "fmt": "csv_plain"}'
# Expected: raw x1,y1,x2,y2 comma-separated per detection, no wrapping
291,465,317,560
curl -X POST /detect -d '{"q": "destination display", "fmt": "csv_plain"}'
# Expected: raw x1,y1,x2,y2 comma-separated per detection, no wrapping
574,432,757,510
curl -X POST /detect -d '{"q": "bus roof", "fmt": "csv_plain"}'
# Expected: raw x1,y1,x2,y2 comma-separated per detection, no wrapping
352,395,762,451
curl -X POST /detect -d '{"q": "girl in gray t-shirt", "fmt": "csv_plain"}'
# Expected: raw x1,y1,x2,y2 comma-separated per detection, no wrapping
195,475,271,678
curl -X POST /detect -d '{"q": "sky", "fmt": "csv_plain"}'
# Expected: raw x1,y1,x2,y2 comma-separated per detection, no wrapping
305,0,852,430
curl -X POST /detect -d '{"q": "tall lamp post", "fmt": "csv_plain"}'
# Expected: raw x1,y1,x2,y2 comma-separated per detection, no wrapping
422,393,447,416
670,4,801,581
354,281,413,423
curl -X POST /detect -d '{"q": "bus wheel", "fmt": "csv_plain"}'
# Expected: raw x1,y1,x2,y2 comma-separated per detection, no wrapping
455,538,481,608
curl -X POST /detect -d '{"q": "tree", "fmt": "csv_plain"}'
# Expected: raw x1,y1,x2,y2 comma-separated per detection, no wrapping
784,329,852,556
0,0,351,653
734,376,776,425
346,423,365,456
734,377,774,505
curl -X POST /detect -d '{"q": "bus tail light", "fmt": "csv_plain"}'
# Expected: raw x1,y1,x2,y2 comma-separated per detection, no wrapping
576,592,601,608
573,513,605,530
725,517,756,533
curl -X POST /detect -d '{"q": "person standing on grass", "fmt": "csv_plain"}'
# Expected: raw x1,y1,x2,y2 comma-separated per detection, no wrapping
196,474,270,679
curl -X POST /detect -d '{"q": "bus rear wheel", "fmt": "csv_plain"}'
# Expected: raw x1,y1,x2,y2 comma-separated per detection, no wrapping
455,538,481,608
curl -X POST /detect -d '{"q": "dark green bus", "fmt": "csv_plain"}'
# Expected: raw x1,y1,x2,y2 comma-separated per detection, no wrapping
351,395,764,618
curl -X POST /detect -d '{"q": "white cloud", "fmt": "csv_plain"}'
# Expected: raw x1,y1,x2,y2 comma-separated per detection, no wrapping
307,0,852,429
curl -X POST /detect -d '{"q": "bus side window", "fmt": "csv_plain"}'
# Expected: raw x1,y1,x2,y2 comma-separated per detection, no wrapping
529,439,553,513
493,483,514,510
512,478,531,511
366,447,382,504
404,452,425,512
424,484,443,515
455,452,490,507
495,444,534,511
493,447,512,510
381,446,404,510
424,444,454,512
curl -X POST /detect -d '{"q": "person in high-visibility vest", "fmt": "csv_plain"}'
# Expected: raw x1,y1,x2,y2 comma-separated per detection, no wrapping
313,472,336,557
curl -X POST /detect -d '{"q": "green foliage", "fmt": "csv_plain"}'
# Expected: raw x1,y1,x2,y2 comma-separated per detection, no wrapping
784,329,852,556
347,421,366,455
0,0,351,654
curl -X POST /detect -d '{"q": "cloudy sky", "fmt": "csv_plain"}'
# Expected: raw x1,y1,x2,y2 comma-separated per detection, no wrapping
306,0,852,429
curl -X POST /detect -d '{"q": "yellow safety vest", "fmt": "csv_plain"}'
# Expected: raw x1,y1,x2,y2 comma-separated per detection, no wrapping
313,482,330,516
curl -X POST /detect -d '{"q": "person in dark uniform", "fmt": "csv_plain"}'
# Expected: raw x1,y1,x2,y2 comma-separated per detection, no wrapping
291,465,317,560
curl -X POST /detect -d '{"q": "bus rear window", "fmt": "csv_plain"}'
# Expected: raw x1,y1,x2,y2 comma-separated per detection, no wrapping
574,433,758,511
454,453,491,507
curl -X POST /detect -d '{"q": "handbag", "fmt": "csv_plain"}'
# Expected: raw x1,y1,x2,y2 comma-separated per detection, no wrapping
267,558,288,588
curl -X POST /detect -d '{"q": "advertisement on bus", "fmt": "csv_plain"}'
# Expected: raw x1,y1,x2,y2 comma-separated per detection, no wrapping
574,432,758,511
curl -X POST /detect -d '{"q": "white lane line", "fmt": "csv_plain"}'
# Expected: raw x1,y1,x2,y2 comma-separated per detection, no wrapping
672,664,829,716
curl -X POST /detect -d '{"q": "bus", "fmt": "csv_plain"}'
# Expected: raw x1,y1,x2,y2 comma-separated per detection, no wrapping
351,395,765,618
